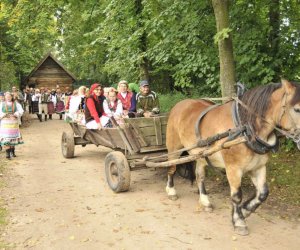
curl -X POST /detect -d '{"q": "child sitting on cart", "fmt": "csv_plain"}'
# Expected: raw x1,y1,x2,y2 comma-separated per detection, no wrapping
100,88,124,128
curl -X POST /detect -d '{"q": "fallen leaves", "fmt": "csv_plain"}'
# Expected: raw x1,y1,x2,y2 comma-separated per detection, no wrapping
35,208,45,212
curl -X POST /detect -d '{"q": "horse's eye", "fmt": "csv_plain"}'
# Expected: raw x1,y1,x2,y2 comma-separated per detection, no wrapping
294,107,300,113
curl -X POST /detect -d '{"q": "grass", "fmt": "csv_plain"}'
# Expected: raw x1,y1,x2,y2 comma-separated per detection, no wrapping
268,150,300,206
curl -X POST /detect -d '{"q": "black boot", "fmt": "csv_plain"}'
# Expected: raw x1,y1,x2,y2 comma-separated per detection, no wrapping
0,145,2,151
6,149,11,159
45,115,47,121
49,114,52,120
38,114,42,122
11,147,16,157
59,114,62,120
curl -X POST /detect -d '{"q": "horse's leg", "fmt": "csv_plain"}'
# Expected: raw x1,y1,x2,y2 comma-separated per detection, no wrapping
241,166,269,218
195,160,213,212
166,165,178,200
226,168,248,235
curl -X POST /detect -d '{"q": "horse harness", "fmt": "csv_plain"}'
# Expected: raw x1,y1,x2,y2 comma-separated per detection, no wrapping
194,103,247,168
194,95,281,168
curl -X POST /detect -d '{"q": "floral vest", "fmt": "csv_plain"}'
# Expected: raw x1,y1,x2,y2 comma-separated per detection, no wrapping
117,91,133,111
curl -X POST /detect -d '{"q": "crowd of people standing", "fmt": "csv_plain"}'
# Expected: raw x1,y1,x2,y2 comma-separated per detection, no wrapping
0,79,160,159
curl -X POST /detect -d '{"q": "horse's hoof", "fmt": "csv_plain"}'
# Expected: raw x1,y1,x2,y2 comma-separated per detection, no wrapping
168,195,178,201
234,226,249,236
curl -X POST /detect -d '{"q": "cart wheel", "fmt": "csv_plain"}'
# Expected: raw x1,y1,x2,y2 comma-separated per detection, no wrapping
105,152,130,193
61,131,75,158
176,161,196,180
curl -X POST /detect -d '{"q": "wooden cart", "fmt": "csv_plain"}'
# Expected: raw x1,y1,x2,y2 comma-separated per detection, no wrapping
62,115,171,193
61,115,246,193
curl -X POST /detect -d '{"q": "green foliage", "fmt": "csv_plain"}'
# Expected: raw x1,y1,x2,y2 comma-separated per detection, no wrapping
280,138,296,152
159,92,188,113
213,28,232,44
0,60,18,91
1,0,300,93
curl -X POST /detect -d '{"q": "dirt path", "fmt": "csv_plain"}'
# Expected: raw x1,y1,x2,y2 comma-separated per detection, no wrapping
1,116,299,249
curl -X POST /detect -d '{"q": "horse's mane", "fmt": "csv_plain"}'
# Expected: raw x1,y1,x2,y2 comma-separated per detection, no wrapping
239,82,282,129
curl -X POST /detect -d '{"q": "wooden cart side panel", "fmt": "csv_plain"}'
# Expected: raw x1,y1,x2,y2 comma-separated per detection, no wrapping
122,125,141,153
124,116,168,148
83,128,126,149
70,123,85,137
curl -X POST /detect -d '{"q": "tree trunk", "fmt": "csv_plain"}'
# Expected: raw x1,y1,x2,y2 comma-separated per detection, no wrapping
269,0,280,81
135,0,150,82
212,0,235,98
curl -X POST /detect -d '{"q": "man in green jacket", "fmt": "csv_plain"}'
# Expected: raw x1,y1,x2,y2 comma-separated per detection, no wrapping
136,80,160,118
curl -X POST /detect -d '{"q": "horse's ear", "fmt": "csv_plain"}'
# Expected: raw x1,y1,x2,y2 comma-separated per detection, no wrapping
281,79,295,95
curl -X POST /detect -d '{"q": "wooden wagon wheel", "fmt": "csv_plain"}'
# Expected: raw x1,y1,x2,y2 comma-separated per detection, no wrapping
105,152,130,193
61,131,75,158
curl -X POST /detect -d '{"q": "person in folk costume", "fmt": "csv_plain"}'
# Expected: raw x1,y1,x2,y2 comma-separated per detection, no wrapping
136,80,160,117
31,89,41,119
47,89,56,120
38,87,50,121
55,88,65,120
11,86,24,109
85,83,104,130
66,86,86,124
26,87,34,114
0,92,4,151
101,88,123,128
117,80,136,118
0,92,24,159
63,86,73,113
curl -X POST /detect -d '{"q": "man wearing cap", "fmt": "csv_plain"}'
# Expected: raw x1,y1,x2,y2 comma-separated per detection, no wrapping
136,80,160,118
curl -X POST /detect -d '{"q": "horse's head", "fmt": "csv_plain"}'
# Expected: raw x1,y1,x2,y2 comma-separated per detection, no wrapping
277,79,300,129
275,79,300,148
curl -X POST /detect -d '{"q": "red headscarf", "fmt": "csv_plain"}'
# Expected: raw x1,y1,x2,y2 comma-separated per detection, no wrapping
90,83,101,95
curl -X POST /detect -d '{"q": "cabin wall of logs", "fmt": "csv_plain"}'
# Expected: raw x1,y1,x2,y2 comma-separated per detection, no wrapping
24,53,76,91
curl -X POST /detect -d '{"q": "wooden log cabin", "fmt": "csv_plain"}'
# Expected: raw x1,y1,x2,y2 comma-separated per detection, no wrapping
24,52,77,91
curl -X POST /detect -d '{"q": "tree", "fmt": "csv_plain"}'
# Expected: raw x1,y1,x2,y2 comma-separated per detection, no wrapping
212,0,235,98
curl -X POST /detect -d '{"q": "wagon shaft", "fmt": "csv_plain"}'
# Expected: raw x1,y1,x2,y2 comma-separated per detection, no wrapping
145,137,247,168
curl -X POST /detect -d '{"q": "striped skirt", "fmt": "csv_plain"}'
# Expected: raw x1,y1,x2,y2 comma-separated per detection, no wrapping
0,117,24,146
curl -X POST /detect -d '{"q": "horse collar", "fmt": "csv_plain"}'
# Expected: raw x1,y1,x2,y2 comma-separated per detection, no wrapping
231,101,279,154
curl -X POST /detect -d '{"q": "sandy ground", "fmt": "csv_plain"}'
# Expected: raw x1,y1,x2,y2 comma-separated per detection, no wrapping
1,115,300,250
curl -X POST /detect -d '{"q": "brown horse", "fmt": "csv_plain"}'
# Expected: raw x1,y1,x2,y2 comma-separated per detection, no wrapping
166,79,300,235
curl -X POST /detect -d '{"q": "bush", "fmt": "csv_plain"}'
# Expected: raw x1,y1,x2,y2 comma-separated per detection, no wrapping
159,91,194,112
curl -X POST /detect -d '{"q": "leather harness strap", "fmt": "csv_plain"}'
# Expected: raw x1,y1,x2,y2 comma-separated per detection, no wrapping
194,104,220,141
231,98,279,154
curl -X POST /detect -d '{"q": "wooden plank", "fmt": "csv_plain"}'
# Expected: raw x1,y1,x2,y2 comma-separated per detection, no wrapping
139,145,167,153
110,117,134,155
144,134,166,146
124,116,168,127
139,125,167,137
128,123,148,147
122,125,140,152
153,117,162,145
105,129,117,148
74,137,91,145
